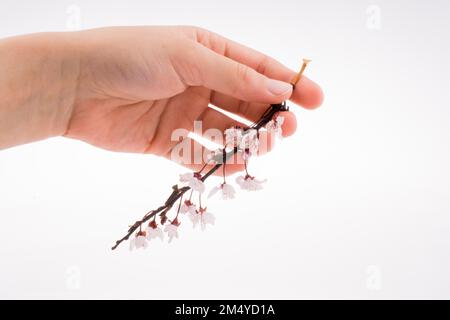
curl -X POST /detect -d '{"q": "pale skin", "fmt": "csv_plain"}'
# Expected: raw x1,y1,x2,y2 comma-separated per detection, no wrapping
0,26,323,174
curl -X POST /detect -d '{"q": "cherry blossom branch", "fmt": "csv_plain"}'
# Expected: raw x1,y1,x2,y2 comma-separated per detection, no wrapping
111,102,288,250
112,58,312,250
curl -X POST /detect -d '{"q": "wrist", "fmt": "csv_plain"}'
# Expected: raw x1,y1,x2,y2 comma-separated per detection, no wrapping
0,32,80,149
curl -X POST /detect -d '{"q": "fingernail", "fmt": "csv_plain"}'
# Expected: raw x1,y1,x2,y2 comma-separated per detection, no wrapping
267,79,292,96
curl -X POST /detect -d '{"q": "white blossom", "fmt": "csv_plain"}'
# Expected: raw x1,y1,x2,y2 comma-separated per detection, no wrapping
221,183,236,199
188,207,215,230
129,232,148,251
239,129,259,155
199,207,215,231
164,223,179,243
206,148,225,163
208,183,236,200
146,225,164,241
208,186,220,198
189,178,205,194
179,172,205,194
180,200,197,215
236,175,267,191
129,238,135,251
135,235,148,248
188,210,200,229
225,127,243,147
179,172,193,182
266,115,284,139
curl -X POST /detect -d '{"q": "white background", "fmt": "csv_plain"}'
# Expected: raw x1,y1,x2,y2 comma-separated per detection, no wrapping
1,0,449,299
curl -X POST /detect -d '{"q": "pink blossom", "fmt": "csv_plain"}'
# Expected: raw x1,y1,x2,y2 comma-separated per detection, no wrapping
224,127,243,147
208,183,236,200
198,207,215,231
266,115,284,139
239,129,259,156
164,219,180,243
145,220,164,241
129,231,148,251
236,175,266,191
180,200,197,215
179,172,205,194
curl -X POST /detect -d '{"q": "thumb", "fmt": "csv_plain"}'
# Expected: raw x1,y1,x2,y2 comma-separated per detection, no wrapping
179,42,293,103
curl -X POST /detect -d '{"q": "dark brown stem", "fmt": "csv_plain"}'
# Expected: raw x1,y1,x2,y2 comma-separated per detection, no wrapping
197,162,208,174
111,103,288,250
244,157,249,176
222,147,227,184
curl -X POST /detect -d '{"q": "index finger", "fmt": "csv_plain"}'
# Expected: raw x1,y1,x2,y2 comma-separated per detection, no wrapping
194,28,324,109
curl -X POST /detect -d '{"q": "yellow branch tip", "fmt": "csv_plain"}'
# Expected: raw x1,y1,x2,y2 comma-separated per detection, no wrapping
291,58,311,87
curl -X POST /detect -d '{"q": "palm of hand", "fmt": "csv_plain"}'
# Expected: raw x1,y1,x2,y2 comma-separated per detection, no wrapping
63,26,322,173
64,27,262,168
65,85,214,157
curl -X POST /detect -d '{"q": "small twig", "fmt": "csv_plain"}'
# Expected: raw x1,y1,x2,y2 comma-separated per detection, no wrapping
290,58,311,90
222,147,227,184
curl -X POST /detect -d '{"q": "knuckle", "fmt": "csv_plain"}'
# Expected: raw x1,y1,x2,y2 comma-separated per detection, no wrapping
234,63,261,95
171,40,203,86
231,63,250,96
236,63,250,82
255,55,271,75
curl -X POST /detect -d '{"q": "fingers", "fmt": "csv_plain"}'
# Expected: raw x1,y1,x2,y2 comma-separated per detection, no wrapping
193,28,324,109
173,42,293,104
293,76,324,109
210,93,269,124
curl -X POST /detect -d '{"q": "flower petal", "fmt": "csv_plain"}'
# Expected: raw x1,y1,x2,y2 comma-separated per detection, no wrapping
221,183,236,199
276,115,285,126
208,186,221,199
129,238,135,251
189,178,205,194
179,172,194,183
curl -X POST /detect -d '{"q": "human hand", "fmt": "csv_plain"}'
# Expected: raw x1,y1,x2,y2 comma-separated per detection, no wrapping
0,26,323,173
